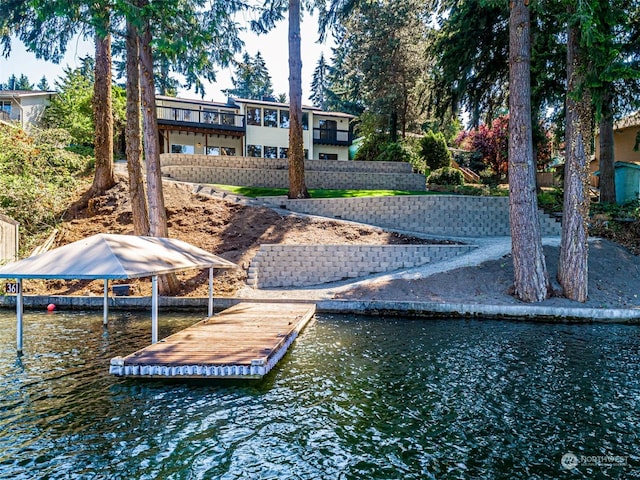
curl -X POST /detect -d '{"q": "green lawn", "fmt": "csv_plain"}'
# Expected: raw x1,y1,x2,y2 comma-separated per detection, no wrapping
211,185,435,198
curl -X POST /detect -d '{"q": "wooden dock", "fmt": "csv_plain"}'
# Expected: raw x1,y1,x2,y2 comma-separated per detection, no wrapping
109,302,316,379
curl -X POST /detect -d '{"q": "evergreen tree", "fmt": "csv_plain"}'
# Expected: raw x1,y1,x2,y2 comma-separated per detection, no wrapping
508,0,550,302
328,0,429,138
42,63,95,145
310,53,331,110
37,75,50,90
1,74,17,90
14,74,33,90
223,52,274,100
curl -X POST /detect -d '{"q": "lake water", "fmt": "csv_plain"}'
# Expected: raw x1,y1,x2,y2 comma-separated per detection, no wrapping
0,309,639,479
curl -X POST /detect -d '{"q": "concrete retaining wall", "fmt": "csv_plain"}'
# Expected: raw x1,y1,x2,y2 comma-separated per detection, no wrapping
247,244,477,288
268,195,561,238
160,154,426,191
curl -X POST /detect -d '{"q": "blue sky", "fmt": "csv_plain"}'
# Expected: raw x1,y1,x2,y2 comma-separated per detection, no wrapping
0,12,332,104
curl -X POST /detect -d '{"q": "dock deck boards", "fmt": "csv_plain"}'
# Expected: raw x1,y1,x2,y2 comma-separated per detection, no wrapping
109,302,316,379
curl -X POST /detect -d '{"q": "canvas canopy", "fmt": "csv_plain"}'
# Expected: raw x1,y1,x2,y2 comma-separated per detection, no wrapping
0,234,238,353
0,233,237,279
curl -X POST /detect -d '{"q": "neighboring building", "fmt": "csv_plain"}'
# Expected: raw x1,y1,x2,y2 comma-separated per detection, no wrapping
0,90,56,131
592,111,640,195
155,95,354,161
593,111,640,170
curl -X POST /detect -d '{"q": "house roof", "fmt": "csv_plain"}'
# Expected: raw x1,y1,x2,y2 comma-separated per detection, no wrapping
156,95,237,110
614,111,640,130
232,97,355,118
0,233,237,280
0,90,56,99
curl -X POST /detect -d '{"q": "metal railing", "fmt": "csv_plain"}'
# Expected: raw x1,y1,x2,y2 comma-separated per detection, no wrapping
156,106,245,130
312,127,351,145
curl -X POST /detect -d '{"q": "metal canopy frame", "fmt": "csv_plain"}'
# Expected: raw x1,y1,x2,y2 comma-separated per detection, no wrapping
0,234,237,354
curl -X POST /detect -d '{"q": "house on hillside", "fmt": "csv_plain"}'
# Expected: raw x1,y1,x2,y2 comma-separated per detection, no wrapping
0,90,56,131
155,96,354,161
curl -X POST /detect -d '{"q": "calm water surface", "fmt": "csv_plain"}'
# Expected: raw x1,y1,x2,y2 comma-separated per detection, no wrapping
0,309,639,479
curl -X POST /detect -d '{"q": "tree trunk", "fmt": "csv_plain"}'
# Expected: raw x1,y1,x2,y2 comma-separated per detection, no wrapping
287,0,309,199
508,0,550,302
598,91,616,204
90,29,115,196
126,19,150,236
138,5,179,295
558,22,591,302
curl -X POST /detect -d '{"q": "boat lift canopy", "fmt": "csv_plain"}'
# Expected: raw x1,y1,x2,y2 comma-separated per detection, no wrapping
0,234,238,353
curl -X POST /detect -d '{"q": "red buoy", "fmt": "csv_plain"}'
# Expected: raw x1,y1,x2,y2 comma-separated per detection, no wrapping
47,303,56,312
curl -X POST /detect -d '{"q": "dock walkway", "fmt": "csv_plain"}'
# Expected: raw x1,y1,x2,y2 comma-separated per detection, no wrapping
109,302,316,379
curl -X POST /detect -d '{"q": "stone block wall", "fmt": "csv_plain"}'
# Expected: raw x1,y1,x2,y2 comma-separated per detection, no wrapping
247,244,477,288
271,195,561,237
160,154,426,191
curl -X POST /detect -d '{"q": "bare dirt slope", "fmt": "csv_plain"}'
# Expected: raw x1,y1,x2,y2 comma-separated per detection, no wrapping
25,177,442,297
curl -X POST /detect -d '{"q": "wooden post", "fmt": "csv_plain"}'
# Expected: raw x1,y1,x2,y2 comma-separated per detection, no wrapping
16,278,23,355
208,267,214,317
152,275,158,343
103,279,109,325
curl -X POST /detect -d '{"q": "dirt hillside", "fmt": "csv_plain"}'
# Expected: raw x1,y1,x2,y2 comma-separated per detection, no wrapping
24,176,441,297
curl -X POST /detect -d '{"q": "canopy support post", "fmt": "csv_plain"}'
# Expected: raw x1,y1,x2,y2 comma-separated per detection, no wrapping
208,267,214,317
152,275,158,344
16,278,23,355
103,279,109,325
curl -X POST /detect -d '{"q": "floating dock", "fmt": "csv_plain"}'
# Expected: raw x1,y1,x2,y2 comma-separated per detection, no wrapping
109,302,316,379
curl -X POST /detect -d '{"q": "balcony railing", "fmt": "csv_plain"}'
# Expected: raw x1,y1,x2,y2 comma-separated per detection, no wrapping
313,127,352,146
156,106,245,132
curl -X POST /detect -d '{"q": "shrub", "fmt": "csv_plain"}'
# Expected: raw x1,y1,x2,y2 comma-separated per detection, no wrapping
0,125,92,249
428,167,464,186
420,130,452,171
377,142,413,163
353,133,387,162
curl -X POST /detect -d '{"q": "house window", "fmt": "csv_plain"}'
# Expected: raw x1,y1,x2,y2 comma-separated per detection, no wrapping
206,146,220,156
203,110,219,124
302,112,309,130
247,144,262,157
171,144,194,154
247,107,261,126
319,153,338,160
304,149,309,160
222,147,236,156
0,101,11,114
279,110,290,128
264,108,278,128
264,146,277,158
221,112,236,126
279,147,289,158
319,119,337,130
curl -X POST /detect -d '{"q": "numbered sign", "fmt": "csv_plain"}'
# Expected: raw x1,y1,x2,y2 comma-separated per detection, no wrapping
5,282,20,294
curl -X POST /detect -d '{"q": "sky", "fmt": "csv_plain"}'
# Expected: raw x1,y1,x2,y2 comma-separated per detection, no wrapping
0,12,333,104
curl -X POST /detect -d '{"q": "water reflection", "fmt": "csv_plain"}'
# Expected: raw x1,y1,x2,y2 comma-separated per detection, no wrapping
0,310,639,479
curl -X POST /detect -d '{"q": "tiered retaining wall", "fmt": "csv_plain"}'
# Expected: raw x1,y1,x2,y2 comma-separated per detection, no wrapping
266,195,561,238
160,154,426,191
247,244,477,288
